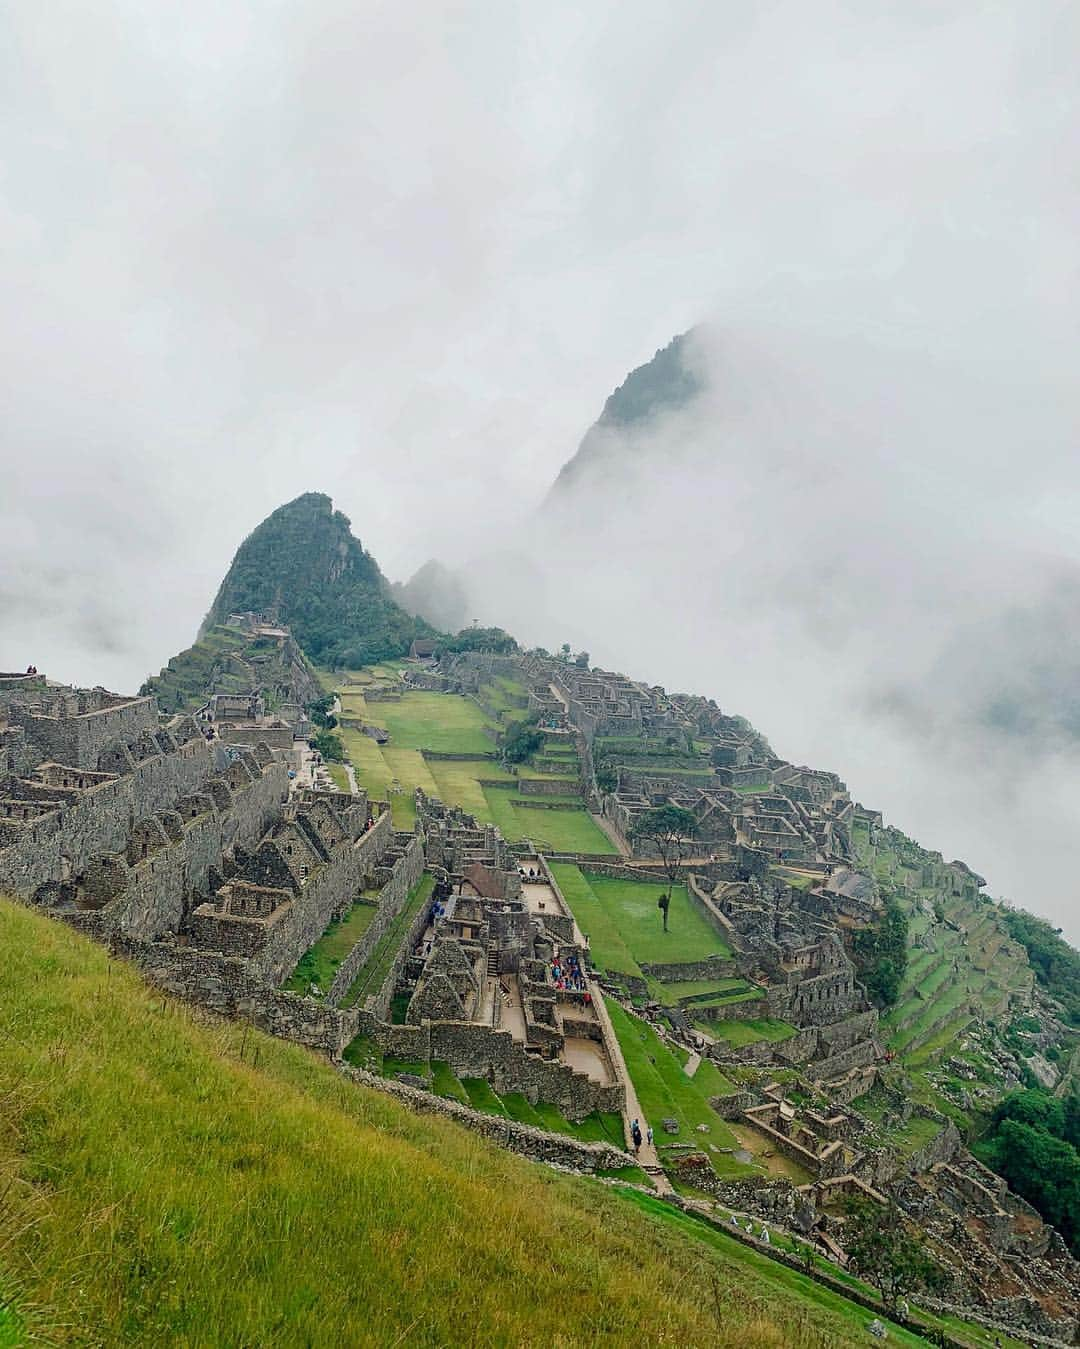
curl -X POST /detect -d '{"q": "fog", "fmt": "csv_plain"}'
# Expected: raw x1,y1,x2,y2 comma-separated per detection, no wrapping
2,3,1078,932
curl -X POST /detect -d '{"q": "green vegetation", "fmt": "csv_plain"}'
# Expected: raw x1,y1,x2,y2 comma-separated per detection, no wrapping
312,727,345,762
501,713,544,764
854,825,1038,1136
334,676,617,851
340,873,436,1008
974,1087,1080,1254
346,1043,626,1147
1000,906,1080,1025
616,1191,930,1348
550,865,728,983
697,1017,797,1048
202,492,434,668
2,898,904,1346
283,899,378,995
436,625,519,655
851,898,909,1007
324,762,350,791
308,692,337,728
604,999,756,1180
844,1199,946,1310
552,331,705,494
141,622,318,715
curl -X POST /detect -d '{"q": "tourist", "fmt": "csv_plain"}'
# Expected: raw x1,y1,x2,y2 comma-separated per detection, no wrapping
631,1121,642,1152
646,1124,653,1147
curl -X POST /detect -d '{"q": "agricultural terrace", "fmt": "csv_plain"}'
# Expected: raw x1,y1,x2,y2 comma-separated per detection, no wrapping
851,824,1035,1135
329,667,616,852
340,873,436,1010
283,897,379,996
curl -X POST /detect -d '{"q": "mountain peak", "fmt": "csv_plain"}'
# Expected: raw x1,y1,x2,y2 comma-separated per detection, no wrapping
549,329,706,496
202,493,433,666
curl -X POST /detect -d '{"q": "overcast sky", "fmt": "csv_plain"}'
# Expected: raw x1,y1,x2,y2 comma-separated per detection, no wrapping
3,3,1078,931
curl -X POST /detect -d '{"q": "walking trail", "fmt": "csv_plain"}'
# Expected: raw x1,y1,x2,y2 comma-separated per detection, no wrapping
592,992,672,1194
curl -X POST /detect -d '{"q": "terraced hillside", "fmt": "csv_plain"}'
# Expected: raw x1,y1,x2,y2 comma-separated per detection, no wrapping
851,822,1037,1132
1,898,936,1348
142,622,319,714
329,666,617,852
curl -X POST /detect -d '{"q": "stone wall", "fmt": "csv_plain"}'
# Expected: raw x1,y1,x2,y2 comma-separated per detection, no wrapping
0,736,227,899
326,833,425,1007
116,936,359,1056
255,810,395,985
805,1037,878,1082
11,695,159,768
517,776,580,797
336,1063,633,1173
427,1021,624,1119
641,954,739,983
368,842,429,1020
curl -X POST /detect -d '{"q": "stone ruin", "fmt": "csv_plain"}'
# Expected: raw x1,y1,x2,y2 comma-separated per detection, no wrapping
2,658,1077,1337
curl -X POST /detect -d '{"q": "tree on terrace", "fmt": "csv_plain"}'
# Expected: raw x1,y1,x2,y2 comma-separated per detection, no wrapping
844,1200,945,1310
630,804,697,932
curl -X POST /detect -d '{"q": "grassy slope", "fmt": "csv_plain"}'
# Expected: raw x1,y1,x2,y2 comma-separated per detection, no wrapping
604,998,758,1180
0,900,910,1348
333,672,616,852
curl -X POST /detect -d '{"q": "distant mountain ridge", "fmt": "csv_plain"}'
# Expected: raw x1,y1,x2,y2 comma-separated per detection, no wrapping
202,492,434,668
391,558,470,633
548,329,705,497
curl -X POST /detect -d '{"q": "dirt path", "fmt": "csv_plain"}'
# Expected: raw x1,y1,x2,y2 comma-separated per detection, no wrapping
592,992,672,1193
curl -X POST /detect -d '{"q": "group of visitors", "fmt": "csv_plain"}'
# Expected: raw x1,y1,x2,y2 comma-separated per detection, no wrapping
629,1119,654,1152
518,866,540,880
550,950,588,995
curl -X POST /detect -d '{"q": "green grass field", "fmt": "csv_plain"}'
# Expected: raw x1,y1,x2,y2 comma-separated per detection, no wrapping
7,897,920,1346
331,672,617,851
283,899,378,995
703,1017,798,1047
550,865,729,983
605,999,757,1180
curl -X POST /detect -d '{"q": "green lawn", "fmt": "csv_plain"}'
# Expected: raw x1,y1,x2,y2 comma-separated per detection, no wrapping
325,762,350,792
283,899,379,996
376,690,497,754
341,873,436,1009
703,1018,797,1047
550,866,729,981
605,999,754,1179
334,676,615,849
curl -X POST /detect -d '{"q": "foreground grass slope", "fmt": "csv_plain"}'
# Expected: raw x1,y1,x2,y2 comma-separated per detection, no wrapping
0,900,913,1347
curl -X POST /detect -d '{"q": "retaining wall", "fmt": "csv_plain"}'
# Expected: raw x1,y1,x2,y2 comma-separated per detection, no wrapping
326,833,425,1007
336,1063,633,1172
